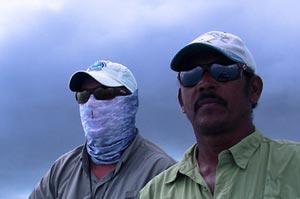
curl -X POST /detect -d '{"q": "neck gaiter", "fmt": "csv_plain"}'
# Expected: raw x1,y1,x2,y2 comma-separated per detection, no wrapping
79,90,138,164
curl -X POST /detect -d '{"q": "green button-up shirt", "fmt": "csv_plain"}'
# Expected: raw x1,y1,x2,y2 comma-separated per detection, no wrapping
139,130,300,199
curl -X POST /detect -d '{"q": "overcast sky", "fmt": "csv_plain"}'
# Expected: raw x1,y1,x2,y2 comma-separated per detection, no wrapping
1,0,300,198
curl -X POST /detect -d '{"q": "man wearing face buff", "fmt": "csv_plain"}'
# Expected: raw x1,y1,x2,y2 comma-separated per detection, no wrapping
29,60,175,199
139,31,300,198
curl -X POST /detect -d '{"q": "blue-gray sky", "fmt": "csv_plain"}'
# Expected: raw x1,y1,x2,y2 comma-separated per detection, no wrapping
1,0,300,198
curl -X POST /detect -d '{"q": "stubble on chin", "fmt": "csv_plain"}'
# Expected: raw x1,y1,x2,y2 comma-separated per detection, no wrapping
193,117,228,136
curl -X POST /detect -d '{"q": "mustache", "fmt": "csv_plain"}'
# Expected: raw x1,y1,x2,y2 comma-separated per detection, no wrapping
194,92,228,112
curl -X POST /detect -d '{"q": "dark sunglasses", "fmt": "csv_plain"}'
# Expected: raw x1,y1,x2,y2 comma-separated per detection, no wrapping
75,86,131,104
178,63,252,87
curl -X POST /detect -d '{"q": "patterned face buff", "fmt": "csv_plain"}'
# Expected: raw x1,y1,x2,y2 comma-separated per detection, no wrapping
79,90,138,164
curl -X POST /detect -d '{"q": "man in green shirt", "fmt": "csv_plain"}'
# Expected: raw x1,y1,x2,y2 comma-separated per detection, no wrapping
139,31,300,198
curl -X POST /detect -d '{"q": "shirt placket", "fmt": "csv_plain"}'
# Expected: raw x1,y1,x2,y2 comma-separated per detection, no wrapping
90,171,113,198
213,150,234,199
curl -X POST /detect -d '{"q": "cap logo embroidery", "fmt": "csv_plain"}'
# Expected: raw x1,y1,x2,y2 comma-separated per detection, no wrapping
88,61,107,71
199,32,230,44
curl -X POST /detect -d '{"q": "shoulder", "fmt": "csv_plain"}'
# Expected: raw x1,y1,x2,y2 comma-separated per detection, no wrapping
252,130,300,158
260,136,300,164
254,130,300,152
133,134,176,165
29,145,85,198
41,144,85,187
122,134,176,185
262,136,300,153
51,145,84,170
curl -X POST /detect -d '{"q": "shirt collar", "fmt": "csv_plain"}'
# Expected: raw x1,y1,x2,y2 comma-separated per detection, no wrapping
228,129,263,169
165,144,206,185
165,129,263,184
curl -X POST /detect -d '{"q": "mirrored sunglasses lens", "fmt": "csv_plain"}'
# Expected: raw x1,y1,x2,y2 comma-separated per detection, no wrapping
76,91,90,104
210,64,240,82
180,67,203,87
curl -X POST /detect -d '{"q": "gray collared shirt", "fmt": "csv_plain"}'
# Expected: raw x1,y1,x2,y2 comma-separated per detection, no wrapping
29,132,176,199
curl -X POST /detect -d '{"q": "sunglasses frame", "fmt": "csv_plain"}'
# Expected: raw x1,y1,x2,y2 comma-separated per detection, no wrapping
178,63,252,87
75,86,131,104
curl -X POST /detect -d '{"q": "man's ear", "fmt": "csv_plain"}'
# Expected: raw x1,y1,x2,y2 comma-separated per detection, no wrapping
178,88,185,113
249,75,263,105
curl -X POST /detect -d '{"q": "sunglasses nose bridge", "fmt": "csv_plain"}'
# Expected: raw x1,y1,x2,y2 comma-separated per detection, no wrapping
196,69,218,91
203,69,214,81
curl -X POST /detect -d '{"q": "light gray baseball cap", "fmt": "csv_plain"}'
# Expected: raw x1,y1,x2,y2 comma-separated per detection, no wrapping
171,31,256,72
69,60,137,93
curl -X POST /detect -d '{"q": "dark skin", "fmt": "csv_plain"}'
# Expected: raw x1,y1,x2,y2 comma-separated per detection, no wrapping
79,77,119,180
178,56,263,193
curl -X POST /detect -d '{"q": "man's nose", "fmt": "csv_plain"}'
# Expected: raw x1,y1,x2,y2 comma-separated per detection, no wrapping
196,71,217,91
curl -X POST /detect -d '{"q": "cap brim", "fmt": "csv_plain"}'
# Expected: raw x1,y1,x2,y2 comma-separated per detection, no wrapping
69,71,123,91
170,43,238,72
